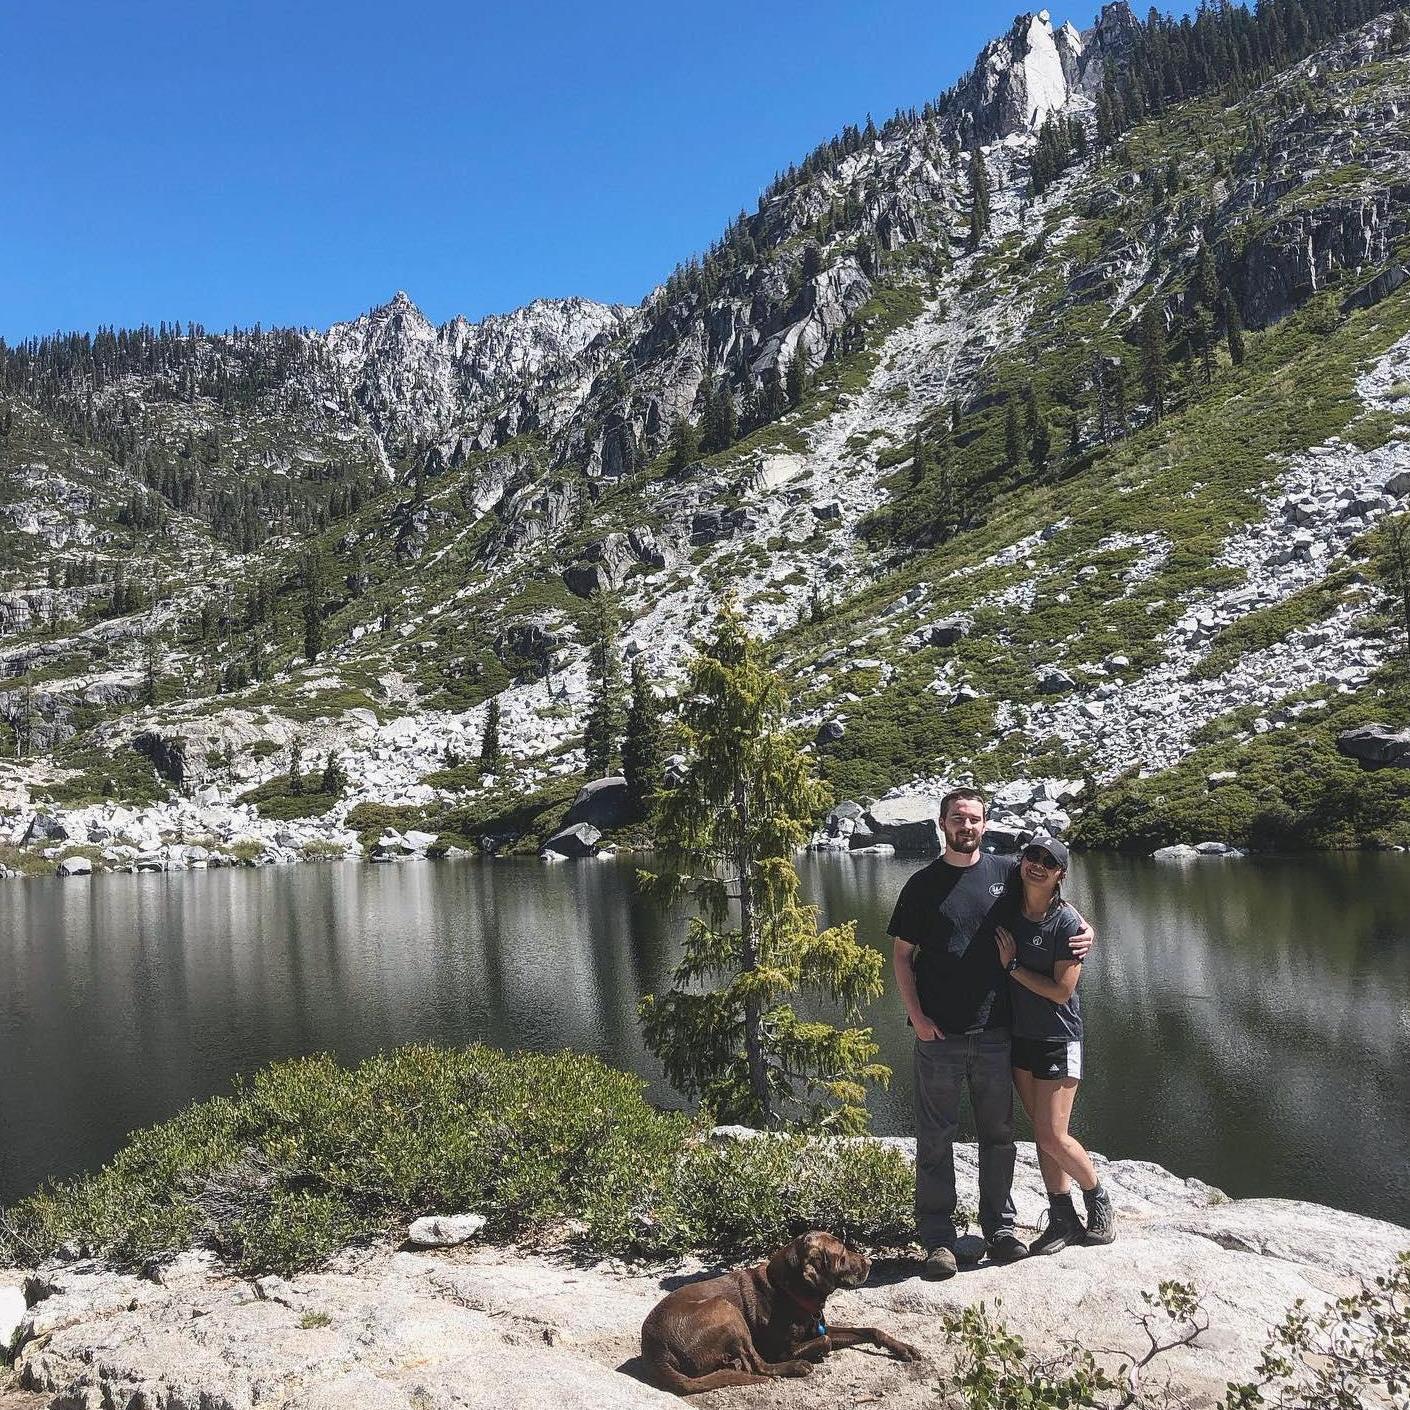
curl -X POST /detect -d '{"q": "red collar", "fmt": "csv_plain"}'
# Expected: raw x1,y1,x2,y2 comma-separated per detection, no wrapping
776,1284,827,1320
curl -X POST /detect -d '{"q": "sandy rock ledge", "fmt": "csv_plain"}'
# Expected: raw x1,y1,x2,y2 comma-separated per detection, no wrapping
4,1144,1407,1410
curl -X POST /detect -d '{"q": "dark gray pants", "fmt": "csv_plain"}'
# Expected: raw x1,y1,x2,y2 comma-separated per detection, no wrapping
913,1029,1017,1248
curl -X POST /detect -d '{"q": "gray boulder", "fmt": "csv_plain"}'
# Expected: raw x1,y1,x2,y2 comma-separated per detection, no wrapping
814,717,846,746
23,813,69,844
1038,668,1076,694
922,619,967,648
863,797,942,852
562,776,631,830
542,823,601,858
407,1214,487,1248
1152,843,1201,862
1336,723,1410,769
57,855,93,877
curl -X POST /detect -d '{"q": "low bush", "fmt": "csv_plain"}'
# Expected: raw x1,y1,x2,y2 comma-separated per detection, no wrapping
0,1045,916,1277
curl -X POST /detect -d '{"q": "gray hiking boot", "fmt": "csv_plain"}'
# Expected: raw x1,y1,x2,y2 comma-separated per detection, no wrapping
1029,1193,1084,1255
922,1245,959,1280
1083,1183,1117,1245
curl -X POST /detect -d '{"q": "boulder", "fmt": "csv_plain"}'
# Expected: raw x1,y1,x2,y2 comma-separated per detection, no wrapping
541,823,601,858
407,1214,487,1248
562,777,631,830
1152,843,1201,862
23,813,69,844
0,1281,25,1353
863,797,942,852
814,718,846,746
1387,469,1410,498
1037,667,1075,694
1336,723,1410,769
922,619,967,648
57,855,93,877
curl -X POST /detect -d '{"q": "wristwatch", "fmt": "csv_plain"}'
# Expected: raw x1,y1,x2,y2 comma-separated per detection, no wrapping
1006,956,1021,974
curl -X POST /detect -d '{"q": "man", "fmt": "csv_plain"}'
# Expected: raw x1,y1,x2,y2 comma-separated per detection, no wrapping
888,787,1094,1279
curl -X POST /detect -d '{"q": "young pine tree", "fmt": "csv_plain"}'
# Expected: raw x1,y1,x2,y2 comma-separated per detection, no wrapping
1004,400,1025,465
1140,304,1168,420
621,657,665,820
303,555,326,661
666,416,700,476
480,696,503,768
582,594,623,778
321,752,348,795
1225,295,1246,366
786,348,809,408
638,602,889,1132
967,147,991,251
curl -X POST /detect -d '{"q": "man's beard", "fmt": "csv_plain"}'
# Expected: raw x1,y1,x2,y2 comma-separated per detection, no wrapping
945,831,980,853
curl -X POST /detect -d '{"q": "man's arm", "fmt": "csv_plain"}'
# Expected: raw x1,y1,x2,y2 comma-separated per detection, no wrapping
892,938,941,1041
1066,910,1095,960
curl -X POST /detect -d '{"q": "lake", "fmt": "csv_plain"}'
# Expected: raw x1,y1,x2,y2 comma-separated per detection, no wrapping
1,852,1407,1225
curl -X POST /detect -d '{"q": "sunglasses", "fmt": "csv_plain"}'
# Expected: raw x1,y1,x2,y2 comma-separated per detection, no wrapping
1022,847,1061,870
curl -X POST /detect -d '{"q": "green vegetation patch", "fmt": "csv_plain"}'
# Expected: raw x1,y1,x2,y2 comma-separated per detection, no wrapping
0,1045,915,1275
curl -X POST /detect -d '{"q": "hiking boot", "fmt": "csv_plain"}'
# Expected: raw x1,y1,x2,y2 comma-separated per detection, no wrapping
922,1245,959,1280
1029,1193,1084,1256
1083,1183,1117,1245
985,1230,1029,1264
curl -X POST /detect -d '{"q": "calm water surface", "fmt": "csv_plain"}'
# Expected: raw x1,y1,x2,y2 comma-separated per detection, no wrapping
1,853,1407,1223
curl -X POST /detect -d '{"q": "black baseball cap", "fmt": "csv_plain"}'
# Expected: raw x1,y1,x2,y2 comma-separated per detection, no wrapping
1024,834,1069,869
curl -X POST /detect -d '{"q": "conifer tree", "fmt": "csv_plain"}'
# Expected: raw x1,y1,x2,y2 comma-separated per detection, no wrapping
288,737,304,795
1225,295,1246,366
1140,304,1168,420
1004,400,1024,465
621,656,664,820
909,432,930,487
760,365,788,423
638,602,888,1131
967,147,991,251
1030,416,1052,474
583,593,623,777
303,555,326,661
321,752,348,795
480,696,503,767
666,416,699,475
786,348,809,407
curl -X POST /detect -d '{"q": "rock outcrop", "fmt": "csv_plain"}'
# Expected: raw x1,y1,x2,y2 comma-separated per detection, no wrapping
5,1144,1405,1410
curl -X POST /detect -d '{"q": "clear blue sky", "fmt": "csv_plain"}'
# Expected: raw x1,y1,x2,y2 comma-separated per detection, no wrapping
4,0,1191,343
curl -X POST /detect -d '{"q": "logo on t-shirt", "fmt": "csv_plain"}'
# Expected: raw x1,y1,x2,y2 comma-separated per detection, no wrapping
1029,934,1045,948
988,882,1006,896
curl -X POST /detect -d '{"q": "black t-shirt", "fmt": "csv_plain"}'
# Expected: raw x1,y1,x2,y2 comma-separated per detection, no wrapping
1005,899,1084,1041
887,853,1016,1035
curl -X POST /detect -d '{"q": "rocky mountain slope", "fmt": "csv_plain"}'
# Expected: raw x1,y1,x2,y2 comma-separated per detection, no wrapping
1,1,1409,871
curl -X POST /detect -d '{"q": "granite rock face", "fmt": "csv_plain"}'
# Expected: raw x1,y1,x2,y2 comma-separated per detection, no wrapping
6,1145,1406,1410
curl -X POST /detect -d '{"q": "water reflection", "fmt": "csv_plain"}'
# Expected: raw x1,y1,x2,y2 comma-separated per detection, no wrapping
0,853,1405,1224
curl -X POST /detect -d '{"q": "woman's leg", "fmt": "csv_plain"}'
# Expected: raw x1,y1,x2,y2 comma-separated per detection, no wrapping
1030,1077,1099,1192
1013,1066,1070,1195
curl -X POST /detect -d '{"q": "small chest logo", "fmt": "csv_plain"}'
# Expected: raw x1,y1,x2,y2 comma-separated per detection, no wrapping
1029,935,1045,948
988,882,1006,897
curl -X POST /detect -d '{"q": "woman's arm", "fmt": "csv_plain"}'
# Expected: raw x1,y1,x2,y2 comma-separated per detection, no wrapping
995,926,1082,1003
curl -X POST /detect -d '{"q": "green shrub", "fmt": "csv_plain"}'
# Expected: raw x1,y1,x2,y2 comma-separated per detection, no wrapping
0,1045,916,1276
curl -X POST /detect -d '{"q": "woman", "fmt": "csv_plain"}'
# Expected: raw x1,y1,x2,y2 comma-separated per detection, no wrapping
995,834,1116,1252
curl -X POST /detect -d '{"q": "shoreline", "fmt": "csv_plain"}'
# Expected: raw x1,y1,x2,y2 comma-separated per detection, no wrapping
4,1141,1407,1410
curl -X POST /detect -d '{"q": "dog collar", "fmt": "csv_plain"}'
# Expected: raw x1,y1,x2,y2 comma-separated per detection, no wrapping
778,1285,827,1324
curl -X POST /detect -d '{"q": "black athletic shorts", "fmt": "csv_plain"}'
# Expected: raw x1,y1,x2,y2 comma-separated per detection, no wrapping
1011,1035,1083,1080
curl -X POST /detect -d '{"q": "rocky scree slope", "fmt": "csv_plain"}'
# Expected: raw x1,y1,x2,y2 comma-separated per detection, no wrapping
1,6,1409,865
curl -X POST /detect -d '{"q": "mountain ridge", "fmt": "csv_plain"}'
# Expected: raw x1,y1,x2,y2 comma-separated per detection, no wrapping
1,0,1408,872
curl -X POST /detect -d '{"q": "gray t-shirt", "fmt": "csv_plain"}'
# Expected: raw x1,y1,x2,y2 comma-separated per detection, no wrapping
1006,899,1084,1041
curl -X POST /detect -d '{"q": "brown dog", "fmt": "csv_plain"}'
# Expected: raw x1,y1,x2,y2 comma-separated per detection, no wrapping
640,1231,922,1394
